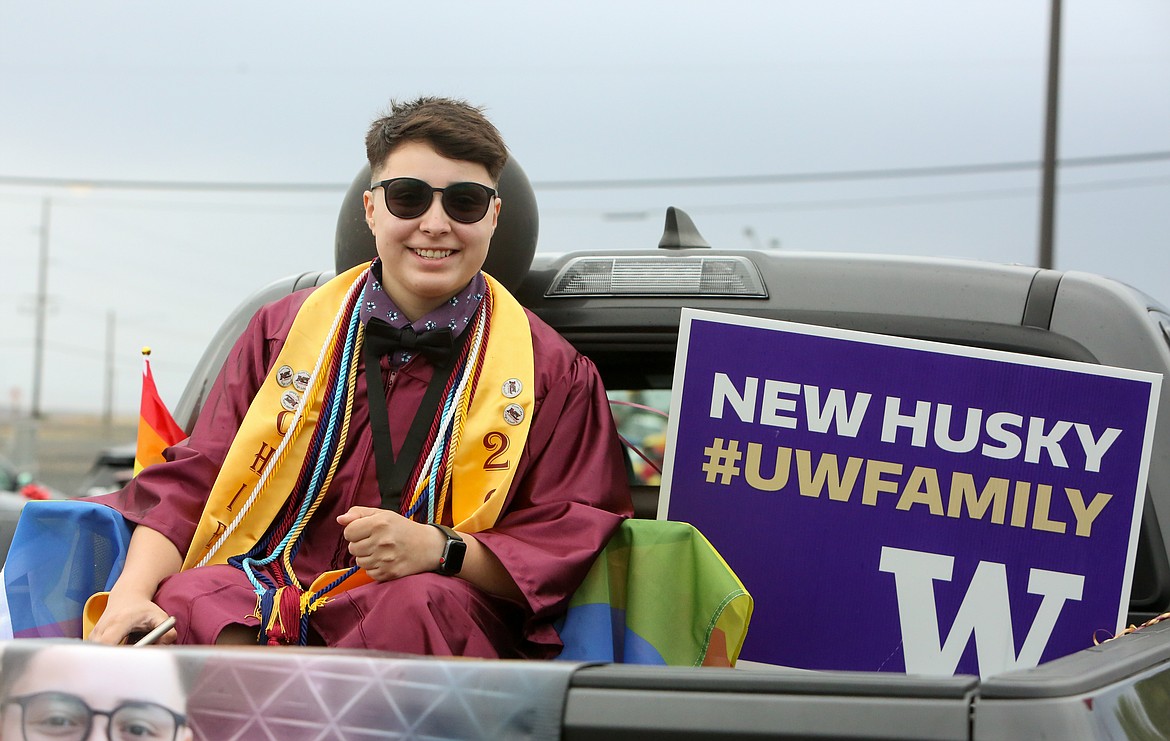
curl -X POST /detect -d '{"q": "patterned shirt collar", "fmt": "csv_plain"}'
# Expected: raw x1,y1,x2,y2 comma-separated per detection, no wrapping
358,260,486,366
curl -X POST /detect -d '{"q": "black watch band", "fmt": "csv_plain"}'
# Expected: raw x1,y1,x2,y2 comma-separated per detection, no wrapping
429,523,466,576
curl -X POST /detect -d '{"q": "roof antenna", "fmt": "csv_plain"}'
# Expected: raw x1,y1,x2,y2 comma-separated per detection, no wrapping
658,207,711,250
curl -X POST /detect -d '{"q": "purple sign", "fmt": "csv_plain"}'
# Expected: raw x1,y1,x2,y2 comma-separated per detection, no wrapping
661,310,1161,676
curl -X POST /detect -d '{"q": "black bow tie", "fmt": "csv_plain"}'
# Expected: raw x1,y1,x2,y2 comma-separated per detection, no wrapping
364,317,455,365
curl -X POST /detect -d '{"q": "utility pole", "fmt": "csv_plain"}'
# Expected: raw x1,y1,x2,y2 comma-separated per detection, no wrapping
1038,0,1062,269
31,197,50,419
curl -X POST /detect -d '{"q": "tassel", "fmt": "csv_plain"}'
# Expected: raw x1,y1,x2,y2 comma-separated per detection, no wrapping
257,585,304,645
273,585,305,645
255,588,275,644
301,590,330,617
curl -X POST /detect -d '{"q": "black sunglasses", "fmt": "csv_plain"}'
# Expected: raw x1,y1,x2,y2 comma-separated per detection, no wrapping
372,177,497,224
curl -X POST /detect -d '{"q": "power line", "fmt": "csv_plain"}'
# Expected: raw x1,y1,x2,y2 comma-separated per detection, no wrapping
0,176,346,193
539,172,1170,218
534,151,1170,190
686,173,1170,214
0,150,1168,193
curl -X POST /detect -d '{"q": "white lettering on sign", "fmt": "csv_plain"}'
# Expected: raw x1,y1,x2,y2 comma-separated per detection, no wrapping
878,397,1121,474
760,379,801,429
710,373,758,423
804,385,872,437
878,546,1085,678
709,375,1123,474
709,373,872,438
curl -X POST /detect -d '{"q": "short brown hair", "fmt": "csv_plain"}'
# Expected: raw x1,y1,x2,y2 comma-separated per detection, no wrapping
365,97,508,184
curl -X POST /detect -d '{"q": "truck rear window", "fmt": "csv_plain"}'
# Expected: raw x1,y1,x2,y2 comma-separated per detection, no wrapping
609,389,670,486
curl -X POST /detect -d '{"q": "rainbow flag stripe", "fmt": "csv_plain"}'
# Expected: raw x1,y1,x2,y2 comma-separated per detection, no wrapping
557,519,753,667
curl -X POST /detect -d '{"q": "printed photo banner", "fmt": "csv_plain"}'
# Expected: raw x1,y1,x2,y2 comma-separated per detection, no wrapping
661,309,1162,677
0,641,574,741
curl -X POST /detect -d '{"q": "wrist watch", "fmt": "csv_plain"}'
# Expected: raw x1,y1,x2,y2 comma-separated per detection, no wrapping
429,523,466,576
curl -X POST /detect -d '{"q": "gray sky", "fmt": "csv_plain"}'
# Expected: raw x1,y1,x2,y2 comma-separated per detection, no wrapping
1,0,1168,416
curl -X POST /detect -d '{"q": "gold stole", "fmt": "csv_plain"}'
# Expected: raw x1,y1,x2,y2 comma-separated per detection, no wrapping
187,266,534,569
83,265,534,635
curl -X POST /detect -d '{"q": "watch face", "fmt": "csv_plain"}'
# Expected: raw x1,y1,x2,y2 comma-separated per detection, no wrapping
440,537,467,575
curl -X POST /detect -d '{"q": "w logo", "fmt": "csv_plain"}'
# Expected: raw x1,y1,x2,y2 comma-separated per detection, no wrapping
879,546,1085,678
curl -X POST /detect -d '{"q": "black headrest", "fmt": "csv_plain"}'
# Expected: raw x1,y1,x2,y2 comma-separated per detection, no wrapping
334,156,539,291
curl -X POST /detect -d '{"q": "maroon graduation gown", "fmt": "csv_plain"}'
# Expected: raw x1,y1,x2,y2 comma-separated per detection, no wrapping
96,288,632,657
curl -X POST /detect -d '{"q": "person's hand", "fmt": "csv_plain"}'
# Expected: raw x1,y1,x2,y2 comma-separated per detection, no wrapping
337,506,444,581
87,590,176,646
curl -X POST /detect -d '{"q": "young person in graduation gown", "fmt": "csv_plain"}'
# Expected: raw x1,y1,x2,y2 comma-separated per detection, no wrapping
87,97,633,658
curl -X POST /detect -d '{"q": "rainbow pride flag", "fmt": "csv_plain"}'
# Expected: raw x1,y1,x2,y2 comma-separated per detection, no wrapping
134,352,185,474
2,500,131,638
556,519,753,667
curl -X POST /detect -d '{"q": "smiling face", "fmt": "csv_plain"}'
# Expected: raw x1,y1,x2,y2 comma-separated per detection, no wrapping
362,141,501,322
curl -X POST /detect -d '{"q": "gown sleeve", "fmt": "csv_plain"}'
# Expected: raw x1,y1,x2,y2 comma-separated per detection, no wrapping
91,291,310,555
